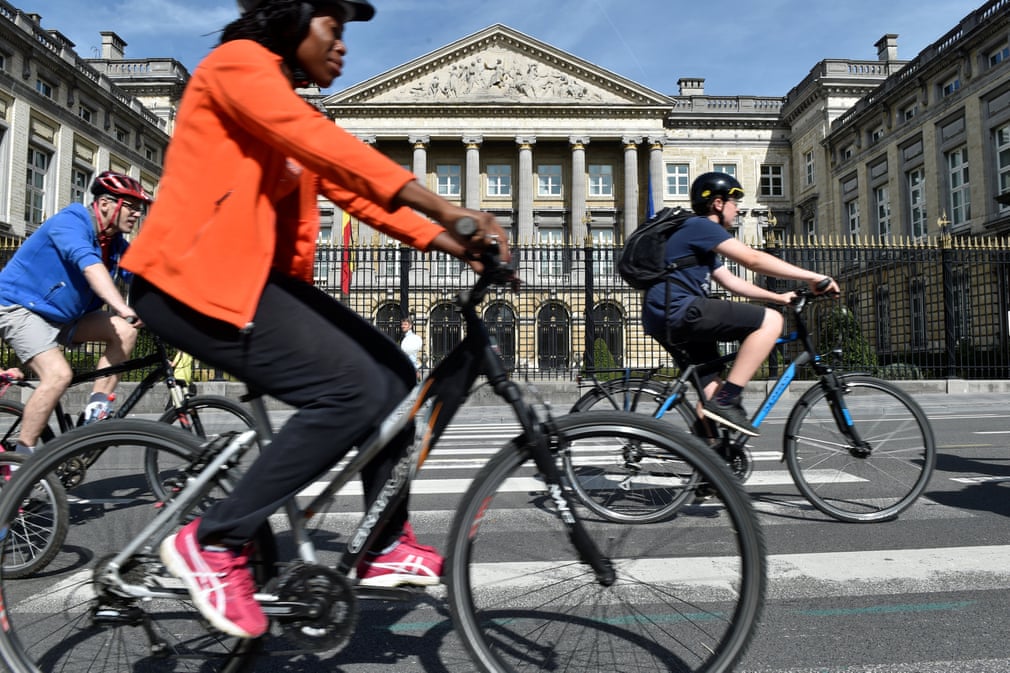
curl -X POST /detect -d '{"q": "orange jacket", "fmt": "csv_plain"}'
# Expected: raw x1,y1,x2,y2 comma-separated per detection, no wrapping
122,40,444,329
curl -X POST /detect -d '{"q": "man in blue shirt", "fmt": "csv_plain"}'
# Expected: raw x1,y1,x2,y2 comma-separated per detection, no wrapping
642,172,839,436
0,171,151,456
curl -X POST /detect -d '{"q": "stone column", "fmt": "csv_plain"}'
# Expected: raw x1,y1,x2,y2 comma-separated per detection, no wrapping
622,136,641,237
409,135,429,183
570,136,590,243
463,135,483,210
516,136,536,242
648,137,665,218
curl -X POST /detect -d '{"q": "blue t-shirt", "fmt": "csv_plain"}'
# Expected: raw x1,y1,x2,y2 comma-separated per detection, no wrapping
0,203,129,324
641,215,731,337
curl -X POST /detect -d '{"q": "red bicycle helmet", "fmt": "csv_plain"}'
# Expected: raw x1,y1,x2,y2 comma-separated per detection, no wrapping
90,171,153,203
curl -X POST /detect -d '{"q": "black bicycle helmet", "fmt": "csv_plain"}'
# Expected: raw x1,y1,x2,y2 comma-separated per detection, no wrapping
237,0,375,22
690,171,744,215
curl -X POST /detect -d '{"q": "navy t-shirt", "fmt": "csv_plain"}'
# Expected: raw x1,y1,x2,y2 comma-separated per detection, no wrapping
641,215,732,337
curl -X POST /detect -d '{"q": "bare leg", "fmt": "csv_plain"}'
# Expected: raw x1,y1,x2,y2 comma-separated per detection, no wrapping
71,313,139,397
20,348,72,447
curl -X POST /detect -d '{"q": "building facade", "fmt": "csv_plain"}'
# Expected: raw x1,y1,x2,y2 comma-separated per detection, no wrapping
0,3,182,237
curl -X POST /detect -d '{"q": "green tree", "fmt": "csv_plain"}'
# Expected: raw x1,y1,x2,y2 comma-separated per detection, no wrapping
815,304,878,372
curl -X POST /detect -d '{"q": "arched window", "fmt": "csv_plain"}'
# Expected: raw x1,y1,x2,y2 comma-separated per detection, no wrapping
484,301,517,372
537,301,570,371
590,301,624,367
429,302,463,366
374,303,401,344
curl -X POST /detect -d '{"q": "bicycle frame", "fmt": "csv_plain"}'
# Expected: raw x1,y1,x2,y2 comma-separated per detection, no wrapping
651,290,867,452
102,253,616,610
2,336,190,436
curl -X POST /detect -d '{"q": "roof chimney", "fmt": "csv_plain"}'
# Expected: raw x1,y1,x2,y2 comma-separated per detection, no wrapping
100,31,127,60
875,34,898,62
678,77,705,96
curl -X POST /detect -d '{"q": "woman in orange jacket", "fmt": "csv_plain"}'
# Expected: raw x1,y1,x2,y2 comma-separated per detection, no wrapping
123,0,509,639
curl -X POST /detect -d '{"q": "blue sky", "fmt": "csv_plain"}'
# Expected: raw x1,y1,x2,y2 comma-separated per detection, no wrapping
25,0,987,96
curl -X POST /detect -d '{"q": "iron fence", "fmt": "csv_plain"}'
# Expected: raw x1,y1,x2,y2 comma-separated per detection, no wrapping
1,235,1009,383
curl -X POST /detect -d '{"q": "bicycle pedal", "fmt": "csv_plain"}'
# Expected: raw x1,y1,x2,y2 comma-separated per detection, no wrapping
353,584,427,601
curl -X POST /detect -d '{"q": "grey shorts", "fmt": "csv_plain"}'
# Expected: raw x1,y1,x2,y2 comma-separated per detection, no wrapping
0,305,74,363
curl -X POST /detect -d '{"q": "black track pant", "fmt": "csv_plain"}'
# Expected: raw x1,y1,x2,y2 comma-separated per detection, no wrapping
132,273,414,549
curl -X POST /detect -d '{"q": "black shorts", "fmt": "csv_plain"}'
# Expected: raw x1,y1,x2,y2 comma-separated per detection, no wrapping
657,297,766,385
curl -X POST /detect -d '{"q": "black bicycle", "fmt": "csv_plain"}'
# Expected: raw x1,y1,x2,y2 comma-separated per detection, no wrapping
570,284,936,524
0,334,255,490
0,232,765,673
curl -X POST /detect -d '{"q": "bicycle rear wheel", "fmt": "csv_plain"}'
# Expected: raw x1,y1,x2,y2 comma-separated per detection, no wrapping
0,419,270,673
0,452,68,579
447,411,765,673
568,380,702,522
785,375,936,523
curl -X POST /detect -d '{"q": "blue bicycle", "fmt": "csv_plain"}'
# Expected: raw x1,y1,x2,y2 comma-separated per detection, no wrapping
570,286,936,524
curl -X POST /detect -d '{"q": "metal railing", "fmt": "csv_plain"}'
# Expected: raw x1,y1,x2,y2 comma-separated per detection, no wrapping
1,235,1008,382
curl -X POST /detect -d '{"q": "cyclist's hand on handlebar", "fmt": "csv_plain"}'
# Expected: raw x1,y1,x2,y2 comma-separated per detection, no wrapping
119,308,143,329
776,290,798,306
434,208,512,273
808,276,840,297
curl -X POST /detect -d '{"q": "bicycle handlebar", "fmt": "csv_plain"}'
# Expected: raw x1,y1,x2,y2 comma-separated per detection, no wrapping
453,217,518,302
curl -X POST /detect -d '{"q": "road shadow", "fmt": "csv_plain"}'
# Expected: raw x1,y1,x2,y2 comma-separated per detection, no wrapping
927,449,1010,518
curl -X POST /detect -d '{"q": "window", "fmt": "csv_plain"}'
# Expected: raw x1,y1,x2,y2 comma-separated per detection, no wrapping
874,185,891,239
803,151,814,186
486,164,511,197
845,199,860,237
900,103,918,122
988,45,1009,68
907,167,926,238
591,227,615,277
378,247,398,278
946,146,970,226
35,77,54,99
841,146,854,160
144,145,158,162
78,104,95,125
870,126,884,144
538,164,562,197
759,164,784,197
115,125,130,144
435,164,460,197
804,216,816,239
950,266,972,343
997,124,1010,211
664,163,689,196
588,164,613,197
941,77,961,98
538,227,565,276
874,285,891,352
71,167,91,204
25,146,50,227
713,163,736,177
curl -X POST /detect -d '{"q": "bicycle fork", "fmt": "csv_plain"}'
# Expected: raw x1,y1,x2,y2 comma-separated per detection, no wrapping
497,377,616,587
819,374,872,457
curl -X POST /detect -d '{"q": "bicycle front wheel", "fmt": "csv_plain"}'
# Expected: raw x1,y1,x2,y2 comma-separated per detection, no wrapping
151,395,257,500
447,411,766,673
0,452,68,579
785,375,936,522
0,419,268,673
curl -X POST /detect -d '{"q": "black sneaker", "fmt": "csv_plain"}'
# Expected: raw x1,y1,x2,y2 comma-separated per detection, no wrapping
702,398,758,437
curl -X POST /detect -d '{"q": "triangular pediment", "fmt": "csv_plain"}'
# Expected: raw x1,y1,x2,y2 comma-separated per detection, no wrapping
328,24,671,108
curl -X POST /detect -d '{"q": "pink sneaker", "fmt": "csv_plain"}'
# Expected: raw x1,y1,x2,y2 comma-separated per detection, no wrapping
356,523,443,587
159,519,267,638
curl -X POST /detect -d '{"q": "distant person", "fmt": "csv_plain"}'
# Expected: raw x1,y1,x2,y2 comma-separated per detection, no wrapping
0,171,148,456
400,317,422,379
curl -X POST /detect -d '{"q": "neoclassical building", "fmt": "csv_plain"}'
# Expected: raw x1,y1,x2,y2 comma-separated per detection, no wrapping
324,2,1009,250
